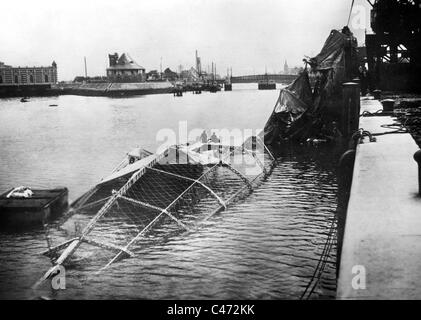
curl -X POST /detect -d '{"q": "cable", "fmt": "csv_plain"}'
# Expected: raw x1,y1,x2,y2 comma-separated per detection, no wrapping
300,215,337,300
347,0,356,26
360,110,393,117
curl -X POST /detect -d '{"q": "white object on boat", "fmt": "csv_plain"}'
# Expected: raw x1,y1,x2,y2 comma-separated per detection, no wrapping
6,186,34,198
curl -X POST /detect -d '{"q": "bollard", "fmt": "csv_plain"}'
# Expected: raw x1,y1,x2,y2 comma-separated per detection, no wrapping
373,89,382,100
381,99,395,112
342,82,361,138
414,150,421,196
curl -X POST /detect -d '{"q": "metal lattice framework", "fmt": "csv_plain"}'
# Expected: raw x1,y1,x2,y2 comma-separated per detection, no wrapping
35,136,276,288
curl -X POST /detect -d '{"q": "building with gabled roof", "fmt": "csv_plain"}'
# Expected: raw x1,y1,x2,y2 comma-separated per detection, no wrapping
106,53,146,82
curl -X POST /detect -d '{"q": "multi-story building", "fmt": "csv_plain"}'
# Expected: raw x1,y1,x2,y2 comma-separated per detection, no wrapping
0,61,57,85
0,61,58,97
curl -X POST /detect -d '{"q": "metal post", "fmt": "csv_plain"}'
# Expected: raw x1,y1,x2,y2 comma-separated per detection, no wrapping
414,150,421,196
342,82,361,137
84,57,88,79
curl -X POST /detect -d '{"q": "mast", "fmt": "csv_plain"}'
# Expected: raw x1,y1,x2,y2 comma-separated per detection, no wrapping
84,57,88,79
195,50,201,77
215,63,216,82
265,65,268,83
160,57,162,80
195,50,198,71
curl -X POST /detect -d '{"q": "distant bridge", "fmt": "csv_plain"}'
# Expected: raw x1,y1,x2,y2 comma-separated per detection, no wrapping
230,74,297,84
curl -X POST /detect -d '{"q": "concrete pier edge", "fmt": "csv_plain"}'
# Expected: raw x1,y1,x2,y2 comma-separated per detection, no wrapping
337,97,421,300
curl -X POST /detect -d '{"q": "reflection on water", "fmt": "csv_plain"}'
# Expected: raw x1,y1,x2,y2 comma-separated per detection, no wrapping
0,85,340,299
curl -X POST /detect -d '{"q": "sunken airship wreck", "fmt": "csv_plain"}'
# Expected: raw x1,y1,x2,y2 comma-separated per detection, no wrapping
32,27,359,292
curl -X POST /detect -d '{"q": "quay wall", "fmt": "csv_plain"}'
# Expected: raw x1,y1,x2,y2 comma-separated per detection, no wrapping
0,84,56,98
337,98,421,299
0,81,175,98
55,81,175,97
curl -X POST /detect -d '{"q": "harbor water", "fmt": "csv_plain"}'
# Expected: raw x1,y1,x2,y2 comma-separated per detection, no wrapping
0,84,339,299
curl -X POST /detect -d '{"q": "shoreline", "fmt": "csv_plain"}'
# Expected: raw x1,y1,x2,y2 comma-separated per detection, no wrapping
0,81,176,98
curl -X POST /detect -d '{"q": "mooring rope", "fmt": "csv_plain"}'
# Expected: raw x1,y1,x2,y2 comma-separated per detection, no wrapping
307,228,336,298
300,215,337,300
360,109,388,117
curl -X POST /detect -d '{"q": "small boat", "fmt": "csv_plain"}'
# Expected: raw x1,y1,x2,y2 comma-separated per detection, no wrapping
20,97,29,103
49,104,59,107
0,187,68,227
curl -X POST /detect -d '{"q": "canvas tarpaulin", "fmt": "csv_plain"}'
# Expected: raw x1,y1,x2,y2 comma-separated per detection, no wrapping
309,30,349,71
264,28,358,144
264,70,314,144
310,29,356,119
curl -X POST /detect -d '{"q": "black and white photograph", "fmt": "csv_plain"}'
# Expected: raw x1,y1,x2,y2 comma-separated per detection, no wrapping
1,0,421,306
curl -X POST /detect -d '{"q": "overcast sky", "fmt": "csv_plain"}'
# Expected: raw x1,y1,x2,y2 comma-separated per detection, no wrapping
0,0,372,81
